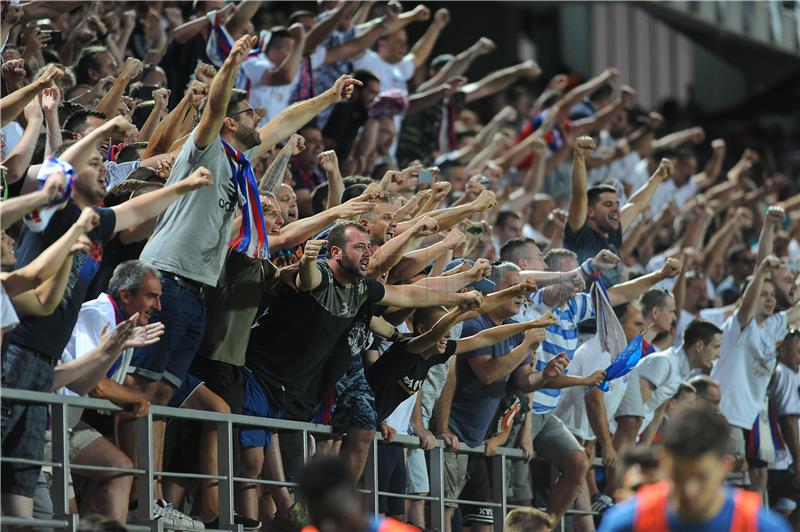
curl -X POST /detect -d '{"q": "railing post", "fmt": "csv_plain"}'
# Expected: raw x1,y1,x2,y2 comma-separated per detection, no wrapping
363,439,379,514
429,445,445,532
50,403,70,517
490,453,507,532
217,420,235,530
134,412,155,525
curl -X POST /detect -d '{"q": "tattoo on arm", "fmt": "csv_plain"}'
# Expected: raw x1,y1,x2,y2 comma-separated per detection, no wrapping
259,147,293,195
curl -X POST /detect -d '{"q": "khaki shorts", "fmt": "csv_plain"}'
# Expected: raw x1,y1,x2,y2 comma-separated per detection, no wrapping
506,424,533,502
725,426,750,486
443,451,468,508
531,412,583,467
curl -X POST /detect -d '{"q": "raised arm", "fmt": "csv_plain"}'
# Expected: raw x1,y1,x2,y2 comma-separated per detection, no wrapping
260,135,304,195
388,229,465,283
567,136,595,232
560,68,616,111
304,2,351,53
462,60,540,104
3,99,43,185
406,306,465,354
95,58,143,118
606,257,681,306
295,240,325,291
408,8,449,69
396,189,496,236
254,75,362,157
368,216,437,276
270,198,373,252
379,284,482,310
421,37,496,91
456,313,557,355
195,34,258,150
618,158,673,231
171,3,236,45
757,206,785,266
137,88,171,143
737,256,779,327
261,24,306,86
468,328,542,385
0,64,62,127
651,126,704,151
434,358,460,450
0,172,65,230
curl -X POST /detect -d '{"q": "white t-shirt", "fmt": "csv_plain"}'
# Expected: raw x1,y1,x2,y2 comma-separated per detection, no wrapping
352,49,415,153
554,336,627,440
649,177,698,218
241,46,327,126
674,306,725,346
711,312,788,429
632,346,691,420
1,282,19,333
59,293,132,398
770,361,800,470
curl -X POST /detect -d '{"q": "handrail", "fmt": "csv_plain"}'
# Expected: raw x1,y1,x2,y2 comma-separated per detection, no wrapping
0,387,597,532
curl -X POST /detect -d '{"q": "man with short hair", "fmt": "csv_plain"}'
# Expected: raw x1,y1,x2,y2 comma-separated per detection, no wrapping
322,70,381,161
493,210,523,256
639,287,677,353
614,319,723,452
74,46,118,86
565,136,673,286
599,408,791,531
687,374,721,413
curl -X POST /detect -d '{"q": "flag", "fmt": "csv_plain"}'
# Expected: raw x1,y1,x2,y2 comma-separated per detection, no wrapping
598,335,643,392
23,156,75,233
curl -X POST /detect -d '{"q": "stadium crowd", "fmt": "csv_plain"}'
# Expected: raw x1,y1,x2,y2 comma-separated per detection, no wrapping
0,0,798,531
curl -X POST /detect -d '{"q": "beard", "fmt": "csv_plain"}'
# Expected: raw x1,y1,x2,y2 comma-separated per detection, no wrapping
337,255,366,278
235,126,261,150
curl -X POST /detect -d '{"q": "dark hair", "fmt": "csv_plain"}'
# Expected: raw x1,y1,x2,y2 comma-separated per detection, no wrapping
132,101,155,130
587,184,618,208
726,244,752,264
74,46,110,85
225,89,249,117
53,141,76,157
500,237,540,264
327,222,368,253
682,319,722,349
589,83,614,104
115,142,148,163
617,445,659,475
438,159,464,176
310,182,329,214
265,27,291,53
613,302,634,322
661,407,730,457
352,69,379,86
341,184,367,203
64,109,107,136
542,248,577,271
412,306,447,330
297,456,358,526
496,210,522,229
58,101,86,125
640,288,672,314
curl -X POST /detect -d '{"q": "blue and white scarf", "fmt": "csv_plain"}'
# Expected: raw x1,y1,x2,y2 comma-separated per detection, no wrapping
221,139,269,259
23,156,75,232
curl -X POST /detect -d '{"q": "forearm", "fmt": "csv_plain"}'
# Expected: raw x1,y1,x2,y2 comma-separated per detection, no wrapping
389,241,452,282
412,271,474,293
434,363,457,434
464,322,537,352
4,118,43,183
271,211,339,252
0,190,49,229
476,344,531,384
259,145,293,194
367,230,419,276
388,284,466,308
652,128,698,150
43,109,61,159
641,404,666,444
326,168,344,209
111,181,187,232
607,271,664,306
567,150,589,230
296,260,321,291
94,74,130,117
543,374,591,389
410,24,443,69
586,390,614,451
406,85,448,115
30,257,72,314
2,225,82,296
463,64,525,103
422,44,480,91
138,103,166,142
0,81,43,126
398,204,480,236
171,15,211,45
305,6,346,52
756,223,775,266
620,175,661,230
779,416,800,467
703,220,738,270
145,97,193,158
258,90,337,152
90,378,148,406
738,269,767,325
51,347,116,394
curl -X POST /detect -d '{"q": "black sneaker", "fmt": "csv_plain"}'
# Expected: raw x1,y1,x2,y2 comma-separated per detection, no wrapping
204,513,261,531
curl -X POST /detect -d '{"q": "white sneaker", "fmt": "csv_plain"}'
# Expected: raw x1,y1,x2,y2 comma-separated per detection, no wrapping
153,499,205,529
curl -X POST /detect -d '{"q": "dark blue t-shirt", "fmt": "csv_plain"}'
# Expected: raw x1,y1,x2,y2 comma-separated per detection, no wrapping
448,314,529,447
9,202,116,358
564,221,623,287
598,487,791,532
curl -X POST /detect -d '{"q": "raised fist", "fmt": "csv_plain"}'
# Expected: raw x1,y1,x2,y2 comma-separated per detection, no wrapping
592,249,621,271
659,258,682,279
575,136,596,153
301,239,327,264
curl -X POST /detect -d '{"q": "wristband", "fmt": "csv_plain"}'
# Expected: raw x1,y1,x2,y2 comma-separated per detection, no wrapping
580,259,597,278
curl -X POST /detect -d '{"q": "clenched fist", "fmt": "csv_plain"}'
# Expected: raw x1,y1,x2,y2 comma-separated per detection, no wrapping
178,166,214,193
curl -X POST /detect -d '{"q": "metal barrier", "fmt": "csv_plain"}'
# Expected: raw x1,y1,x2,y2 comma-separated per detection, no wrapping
0,388,599,531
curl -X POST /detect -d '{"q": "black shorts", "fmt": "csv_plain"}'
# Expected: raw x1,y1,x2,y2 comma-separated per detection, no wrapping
768,468,799,501
1,344,54,497
459,454,493,526
190,357,245,415
743,428,769,469
377,443,406,517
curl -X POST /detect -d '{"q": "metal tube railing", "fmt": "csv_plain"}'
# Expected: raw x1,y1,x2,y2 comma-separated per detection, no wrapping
0,388,600,531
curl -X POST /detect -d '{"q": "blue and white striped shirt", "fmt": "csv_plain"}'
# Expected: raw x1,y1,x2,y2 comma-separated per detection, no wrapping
517,289,596,413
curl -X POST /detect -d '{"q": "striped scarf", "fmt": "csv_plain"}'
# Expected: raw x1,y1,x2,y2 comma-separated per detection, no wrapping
221,139,269,259
206,12,266,92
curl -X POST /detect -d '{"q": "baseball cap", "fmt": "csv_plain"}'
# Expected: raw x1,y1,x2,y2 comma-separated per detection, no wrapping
444,259,495,295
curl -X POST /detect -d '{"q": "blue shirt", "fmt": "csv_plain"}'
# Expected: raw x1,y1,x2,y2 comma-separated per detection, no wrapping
598,487,791,532
448,314,528,447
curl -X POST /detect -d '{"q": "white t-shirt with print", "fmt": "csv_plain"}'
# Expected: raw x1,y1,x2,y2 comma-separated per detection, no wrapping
770,361,800,470
632,346,691,421
711,312,788,429
241,46,327,126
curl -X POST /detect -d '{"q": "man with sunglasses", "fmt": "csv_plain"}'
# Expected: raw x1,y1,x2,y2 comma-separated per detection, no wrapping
118,33,362,519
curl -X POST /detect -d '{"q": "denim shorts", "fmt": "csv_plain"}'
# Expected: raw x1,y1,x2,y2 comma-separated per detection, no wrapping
1,343,54,497
240,368,282,449
128,275,207,388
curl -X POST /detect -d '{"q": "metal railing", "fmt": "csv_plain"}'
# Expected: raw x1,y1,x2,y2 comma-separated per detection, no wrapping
0,388,598,531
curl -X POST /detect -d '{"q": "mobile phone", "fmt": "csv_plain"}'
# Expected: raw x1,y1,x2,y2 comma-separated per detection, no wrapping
418,168,433,185
465,221,484,237
39,29,62,47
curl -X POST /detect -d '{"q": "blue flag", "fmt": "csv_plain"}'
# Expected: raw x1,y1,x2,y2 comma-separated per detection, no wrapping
597,335,643,392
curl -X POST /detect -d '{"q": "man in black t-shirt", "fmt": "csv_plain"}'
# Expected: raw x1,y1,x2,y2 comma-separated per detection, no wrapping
564,136,672,287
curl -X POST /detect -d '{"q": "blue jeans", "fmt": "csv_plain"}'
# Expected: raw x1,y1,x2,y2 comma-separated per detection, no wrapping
128,275,206,388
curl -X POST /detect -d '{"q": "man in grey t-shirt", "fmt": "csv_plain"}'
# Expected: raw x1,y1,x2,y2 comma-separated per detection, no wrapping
120,33,364,519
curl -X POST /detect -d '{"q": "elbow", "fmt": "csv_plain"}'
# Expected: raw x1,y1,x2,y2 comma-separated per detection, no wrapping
477,372,496,386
